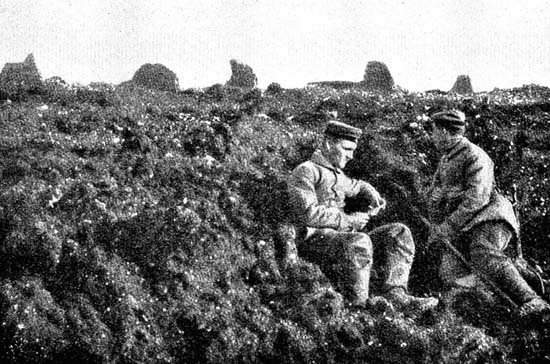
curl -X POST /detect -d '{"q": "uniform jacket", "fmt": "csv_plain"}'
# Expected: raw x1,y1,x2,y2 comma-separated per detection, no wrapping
288,149,379,233
427,136,519,237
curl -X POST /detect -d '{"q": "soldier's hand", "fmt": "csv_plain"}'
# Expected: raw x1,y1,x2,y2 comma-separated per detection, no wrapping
348,212,371,231
374,197,386,212
427,222,452,247
369,189,385,209
363,184,385,211
366,198,386,218
426,230,438,248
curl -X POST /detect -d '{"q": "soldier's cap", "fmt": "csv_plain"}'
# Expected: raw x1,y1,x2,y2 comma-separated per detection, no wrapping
325,120,362,142
431,109,466,131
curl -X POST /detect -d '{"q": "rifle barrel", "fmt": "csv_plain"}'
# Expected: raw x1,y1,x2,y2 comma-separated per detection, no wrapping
439,238,518,309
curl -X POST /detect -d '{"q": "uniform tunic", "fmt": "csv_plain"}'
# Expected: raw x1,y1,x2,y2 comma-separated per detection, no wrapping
428,136,518,237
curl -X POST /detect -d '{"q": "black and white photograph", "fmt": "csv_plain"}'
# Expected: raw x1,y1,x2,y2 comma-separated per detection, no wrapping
0,1,549,363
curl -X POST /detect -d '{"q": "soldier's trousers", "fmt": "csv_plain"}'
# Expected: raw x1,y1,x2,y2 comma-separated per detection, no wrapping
297,223,415,304
440,221,538,303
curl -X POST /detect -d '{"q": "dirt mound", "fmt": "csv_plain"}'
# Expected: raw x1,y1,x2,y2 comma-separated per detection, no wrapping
451,75,474,94
0,89,9,102
44,76,67,86
0,83,549,363
362,61,394,92
226,59,257,90
0,53,42,97
132,63,179,92
265,82,283,95
308,81,359,89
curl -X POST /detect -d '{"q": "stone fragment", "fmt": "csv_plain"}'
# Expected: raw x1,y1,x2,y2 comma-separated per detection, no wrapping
132,63,179,92
362,61,394,92
451,75,474,94
0,53,42,96
226,59,257,89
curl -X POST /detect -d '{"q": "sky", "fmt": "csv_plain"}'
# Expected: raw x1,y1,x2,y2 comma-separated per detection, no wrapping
1,0,549,92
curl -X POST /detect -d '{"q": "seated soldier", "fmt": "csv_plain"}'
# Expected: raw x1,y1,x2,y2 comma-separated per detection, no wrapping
288,119,438,310
425,109,550,317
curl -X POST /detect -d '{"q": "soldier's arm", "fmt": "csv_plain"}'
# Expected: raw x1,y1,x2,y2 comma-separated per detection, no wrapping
446,154,493,232
425,162,442,198
423,163,443,219
346,176,384,208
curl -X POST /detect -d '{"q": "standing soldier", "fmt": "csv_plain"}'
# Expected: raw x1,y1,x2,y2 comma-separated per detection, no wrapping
288,120,438,310
425,109,550,316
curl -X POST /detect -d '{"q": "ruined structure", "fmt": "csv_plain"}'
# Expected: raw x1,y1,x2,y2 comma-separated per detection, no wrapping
226,59,257,90
0,53,42,96
362,61,394,92
132,63,179,92
451,75,474,94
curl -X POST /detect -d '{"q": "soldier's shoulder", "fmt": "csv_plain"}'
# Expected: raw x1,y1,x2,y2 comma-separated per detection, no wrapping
291,160,319,179
292,160,316,175
464,139,492,161
292,160,315,172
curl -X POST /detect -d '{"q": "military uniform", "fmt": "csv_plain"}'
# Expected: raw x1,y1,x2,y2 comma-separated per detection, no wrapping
289,148,416,304
427,111,544,311
428,136,518,236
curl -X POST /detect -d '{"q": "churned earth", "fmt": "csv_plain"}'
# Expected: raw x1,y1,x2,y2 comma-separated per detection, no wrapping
0,80,549,363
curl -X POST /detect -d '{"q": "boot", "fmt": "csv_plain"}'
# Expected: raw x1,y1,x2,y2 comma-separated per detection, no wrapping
476,258,539,305
365,295,396,313
514,257,548,296
349,263,371,306
383,287,439,312
275,224,298,268
519,297,550,317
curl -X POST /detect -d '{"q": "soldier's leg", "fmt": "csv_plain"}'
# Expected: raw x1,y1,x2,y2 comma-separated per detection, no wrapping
439,252,472,287
469,222,541,306
367,223,439,310
298,229,373,304
438,235,476,288
367,223,414,293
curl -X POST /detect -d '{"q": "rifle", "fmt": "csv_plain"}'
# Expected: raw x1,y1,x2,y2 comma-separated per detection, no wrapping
383,175,549,301
415,214,519,309
380,175,518,308
510,184,547,296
